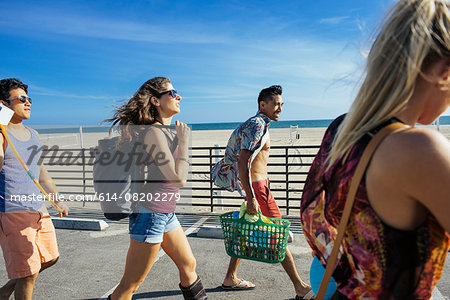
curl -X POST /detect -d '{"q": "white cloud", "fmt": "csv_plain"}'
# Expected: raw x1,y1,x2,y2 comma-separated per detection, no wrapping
318,16,350,25
0,7,232,45
30,85,118,101
229,38,365,82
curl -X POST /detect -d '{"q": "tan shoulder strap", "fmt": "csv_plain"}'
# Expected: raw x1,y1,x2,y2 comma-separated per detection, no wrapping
0,128,6,153
315,122,405,300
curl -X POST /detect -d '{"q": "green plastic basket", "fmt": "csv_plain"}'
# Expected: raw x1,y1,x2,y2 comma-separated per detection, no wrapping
220,211,291,264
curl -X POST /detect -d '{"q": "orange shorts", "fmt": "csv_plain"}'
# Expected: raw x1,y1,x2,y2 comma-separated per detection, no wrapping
251,179,282,218
0,211,59,279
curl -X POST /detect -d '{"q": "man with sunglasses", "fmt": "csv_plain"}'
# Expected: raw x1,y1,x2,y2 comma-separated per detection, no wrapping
0,78,68,299
212,85,313,299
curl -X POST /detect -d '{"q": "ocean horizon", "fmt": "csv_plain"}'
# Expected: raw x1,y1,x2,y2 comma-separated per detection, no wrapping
31,115,450,134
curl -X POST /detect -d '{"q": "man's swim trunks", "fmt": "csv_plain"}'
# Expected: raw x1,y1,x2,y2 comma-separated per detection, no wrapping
250,179,281,218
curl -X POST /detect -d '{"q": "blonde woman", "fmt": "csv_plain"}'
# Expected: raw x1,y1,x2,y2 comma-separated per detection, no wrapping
105,77,207,300
301,0,450,299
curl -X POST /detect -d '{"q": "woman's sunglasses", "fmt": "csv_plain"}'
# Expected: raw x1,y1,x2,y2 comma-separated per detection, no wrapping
158,89,178,98
6,95,32,104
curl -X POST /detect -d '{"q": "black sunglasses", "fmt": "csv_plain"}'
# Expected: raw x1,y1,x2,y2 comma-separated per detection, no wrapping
158,89,178,98
6,95,32,104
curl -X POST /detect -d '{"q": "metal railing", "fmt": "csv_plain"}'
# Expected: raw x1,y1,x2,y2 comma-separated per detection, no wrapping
42,145,320,215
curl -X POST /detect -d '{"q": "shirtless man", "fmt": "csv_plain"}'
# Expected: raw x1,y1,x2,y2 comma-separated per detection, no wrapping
212,85,313,299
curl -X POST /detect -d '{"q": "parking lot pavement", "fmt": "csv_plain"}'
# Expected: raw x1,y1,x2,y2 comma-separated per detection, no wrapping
0,210,449,299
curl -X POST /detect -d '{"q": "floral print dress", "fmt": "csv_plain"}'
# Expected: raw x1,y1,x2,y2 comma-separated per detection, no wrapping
301,115,449,299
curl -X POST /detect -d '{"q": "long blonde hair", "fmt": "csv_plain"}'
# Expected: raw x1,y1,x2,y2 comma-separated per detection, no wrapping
328,0,450,167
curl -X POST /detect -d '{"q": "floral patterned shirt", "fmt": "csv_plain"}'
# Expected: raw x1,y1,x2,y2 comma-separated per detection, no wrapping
211,111,270,196
301,115,450,299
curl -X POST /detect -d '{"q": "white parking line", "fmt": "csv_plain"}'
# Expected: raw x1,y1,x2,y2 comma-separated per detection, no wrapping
433,287,447,300
99,217,209,300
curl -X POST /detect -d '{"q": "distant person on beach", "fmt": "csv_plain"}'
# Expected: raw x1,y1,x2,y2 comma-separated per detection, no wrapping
301,0,450,298
212,85,314,299
104,77,207,300
0,78,69,299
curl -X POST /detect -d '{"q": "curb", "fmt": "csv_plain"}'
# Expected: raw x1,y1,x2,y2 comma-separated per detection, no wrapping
196,225,223,239
51,217,109,231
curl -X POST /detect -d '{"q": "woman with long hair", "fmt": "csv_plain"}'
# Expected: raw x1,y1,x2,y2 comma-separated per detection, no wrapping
105,77,207,300
301,0,450,298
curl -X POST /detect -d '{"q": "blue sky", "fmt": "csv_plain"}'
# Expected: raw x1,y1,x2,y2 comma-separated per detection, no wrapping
1,0,447,125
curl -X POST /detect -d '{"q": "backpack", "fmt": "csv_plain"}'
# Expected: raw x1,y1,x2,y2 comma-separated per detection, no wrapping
93,134,146,220
93,127,178,220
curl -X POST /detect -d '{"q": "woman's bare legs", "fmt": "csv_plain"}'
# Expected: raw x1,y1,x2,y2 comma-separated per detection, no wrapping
161,225,198,287
110,239,161,300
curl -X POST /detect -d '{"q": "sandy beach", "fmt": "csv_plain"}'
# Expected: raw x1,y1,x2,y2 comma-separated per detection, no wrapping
39,124,450,149
190,124,450,147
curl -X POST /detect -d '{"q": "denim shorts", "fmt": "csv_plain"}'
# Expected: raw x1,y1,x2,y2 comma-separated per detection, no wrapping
129,206,180,244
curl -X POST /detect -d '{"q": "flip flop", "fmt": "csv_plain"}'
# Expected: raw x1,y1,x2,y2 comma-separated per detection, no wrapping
295,288,315,300
221,279,255,290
